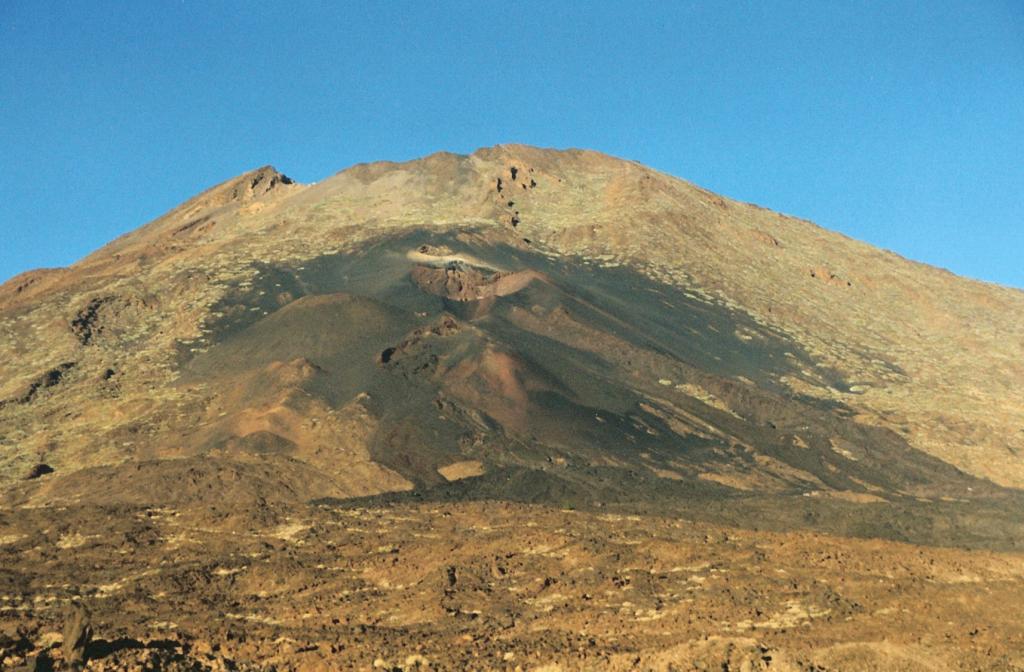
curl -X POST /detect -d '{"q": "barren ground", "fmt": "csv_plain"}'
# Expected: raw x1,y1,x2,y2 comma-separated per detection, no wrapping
2,502,1024,671
3,147,1024,670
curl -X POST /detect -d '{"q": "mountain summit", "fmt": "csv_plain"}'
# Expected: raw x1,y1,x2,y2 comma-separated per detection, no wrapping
2,146,1023,669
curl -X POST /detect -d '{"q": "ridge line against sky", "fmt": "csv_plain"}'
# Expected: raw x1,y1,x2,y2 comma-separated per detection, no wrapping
1,1,1022,288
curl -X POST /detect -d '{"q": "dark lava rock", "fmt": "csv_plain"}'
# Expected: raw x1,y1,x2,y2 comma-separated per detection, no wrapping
61,602,92,670
25,464,54,480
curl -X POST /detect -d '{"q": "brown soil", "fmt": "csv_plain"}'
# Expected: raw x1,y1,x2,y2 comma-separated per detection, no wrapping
2,502,1023,671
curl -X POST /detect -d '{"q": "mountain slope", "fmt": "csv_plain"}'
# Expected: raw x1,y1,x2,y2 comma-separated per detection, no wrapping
1,146,1022,525
3,145,1024,670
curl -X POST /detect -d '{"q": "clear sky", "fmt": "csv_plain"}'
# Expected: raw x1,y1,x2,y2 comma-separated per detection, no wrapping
2,2,1022,288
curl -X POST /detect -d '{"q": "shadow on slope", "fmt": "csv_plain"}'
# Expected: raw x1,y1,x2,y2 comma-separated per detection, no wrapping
167,227,1023,549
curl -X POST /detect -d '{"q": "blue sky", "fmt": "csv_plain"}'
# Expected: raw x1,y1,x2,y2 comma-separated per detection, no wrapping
2,1,1022,287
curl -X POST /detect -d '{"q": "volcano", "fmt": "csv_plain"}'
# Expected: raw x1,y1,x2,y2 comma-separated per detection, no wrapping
2,147,1023,670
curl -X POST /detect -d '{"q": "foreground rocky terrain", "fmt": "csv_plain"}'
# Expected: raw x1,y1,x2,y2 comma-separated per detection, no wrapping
3,502,1024,670
1,145,1023,669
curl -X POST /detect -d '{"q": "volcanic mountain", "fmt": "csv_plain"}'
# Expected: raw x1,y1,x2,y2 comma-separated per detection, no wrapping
2,146,1023,670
